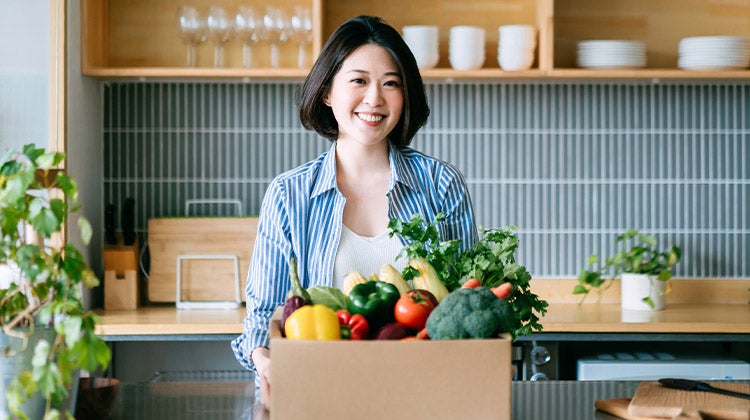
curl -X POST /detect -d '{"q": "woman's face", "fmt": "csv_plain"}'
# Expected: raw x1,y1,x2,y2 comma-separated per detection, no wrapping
324,44,404,147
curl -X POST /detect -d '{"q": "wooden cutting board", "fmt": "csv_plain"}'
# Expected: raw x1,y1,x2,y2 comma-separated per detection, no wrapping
595,398,664,419
628,381,750,419
147,217,258,302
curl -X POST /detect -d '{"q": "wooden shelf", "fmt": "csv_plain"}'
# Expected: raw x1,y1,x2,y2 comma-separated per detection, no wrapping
82,67,750,81
82,66,310,79
81,0,750,80
546,68,750,80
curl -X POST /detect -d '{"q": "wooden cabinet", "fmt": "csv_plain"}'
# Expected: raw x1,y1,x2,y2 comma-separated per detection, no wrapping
81,0,750,79
82,0,321,78
551,0,750,79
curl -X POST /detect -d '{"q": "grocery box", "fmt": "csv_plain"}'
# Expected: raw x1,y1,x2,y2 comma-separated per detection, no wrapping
269,309,512,420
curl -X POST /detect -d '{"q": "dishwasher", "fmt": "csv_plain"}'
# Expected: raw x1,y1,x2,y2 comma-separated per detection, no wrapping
576,351,750,381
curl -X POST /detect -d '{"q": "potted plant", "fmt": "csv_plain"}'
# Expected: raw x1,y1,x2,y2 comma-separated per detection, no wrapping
574,229,681,310
0,144,111,419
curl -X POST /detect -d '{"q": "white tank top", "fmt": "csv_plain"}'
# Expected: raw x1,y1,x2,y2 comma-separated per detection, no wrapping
332,225,408,290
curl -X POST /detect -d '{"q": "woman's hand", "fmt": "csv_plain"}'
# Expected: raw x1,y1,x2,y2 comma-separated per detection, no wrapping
252,346,271,410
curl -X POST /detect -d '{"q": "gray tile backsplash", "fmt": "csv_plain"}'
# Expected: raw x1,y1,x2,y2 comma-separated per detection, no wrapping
103,81,749,278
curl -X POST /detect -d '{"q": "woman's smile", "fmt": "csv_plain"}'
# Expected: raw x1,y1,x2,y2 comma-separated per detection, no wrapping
357,112,386,124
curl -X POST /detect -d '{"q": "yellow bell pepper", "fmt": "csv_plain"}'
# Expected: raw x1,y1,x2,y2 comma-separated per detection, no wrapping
284,304,341,340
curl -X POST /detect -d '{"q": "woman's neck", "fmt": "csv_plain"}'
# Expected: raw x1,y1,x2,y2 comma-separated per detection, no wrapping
334,140,390,178
335,140,392,237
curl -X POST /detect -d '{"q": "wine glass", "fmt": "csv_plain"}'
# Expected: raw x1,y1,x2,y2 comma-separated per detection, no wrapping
262,6,290,68
176,6,207,67
289,6,313,69
235,6,262,68
207,6,233,68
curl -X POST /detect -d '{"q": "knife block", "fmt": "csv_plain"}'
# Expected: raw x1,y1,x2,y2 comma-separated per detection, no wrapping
103,234,139,310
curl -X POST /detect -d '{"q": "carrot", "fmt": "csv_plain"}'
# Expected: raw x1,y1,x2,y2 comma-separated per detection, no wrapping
416,327,430,340
492,282,513,299
461,278,482,289
400,336,417,341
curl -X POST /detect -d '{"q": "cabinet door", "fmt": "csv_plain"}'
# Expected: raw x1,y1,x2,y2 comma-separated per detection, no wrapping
0,0,65,153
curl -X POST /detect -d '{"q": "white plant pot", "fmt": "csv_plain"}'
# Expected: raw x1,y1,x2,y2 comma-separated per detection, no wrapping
620,273,667,311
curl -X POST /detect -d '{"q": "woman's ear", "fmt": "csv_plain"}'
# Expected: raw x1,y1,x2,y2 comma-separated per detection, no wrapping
323,94,331,107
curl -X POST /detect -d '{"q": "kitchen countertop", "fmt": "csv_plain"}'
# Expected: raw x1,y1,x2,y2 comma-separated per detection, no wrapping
109,379,647,420
94,279,750,339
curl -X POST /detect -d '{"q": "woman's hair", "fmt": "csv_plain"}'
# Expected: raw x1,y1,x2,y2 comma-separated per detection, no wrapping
298,15,429,147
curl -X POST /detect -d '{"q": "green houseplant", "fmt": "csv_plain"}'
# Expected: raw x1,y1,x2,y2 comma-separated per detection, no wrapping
0,144,111,419
574,229,682,309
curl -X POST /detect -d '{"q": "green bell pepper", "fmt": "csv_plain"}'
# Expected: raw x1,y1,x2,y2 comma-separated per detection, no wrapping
347,280,400,331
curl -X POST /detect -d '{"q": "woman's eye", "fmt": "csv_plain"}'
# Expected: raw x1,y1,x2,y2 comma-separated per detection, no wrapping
384,80,402,87
351,78,366,84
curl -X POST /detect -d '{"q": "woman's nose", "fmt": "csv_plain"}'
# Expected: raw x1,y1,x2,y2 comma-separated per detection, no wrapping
363,84,383,106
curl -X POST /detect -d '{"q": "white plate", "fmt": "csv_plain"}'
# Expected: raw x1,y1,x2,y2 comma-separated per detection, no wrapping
680,36,748,45
578,53,645,59
578,40,645,48
679,63,749,70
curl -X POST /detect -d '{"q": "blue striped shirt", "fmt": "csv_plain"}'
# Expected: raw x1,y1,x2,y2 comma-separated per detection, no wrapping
231,142,478,371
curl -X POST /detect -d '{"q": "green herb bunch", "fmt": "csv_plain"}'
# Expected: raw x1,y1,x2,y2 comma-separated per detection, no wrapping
389,213,548,340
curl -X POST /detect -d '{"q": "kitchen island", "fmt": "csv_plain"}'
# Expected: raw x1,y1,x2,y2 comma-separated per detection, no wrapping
93,279,749,381
109,379,645,420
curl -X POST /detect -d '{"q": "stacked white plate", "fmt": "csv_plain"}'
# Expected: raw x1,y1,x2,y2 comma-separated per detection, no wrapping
678,36,750,70
576,40,647,69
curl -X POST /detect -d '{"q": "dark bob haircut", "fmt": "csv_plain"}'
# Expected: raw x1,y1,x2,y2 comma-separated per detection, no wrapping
298,15,429,148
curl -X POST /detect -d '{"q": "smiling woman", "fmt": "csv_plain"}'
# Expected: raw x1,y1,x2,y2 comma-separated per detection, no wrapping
230,15,479,410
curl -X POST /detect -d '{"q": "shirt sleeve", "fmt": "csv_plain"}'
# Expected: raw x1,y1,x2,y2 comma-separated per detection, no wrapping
231,179,293,372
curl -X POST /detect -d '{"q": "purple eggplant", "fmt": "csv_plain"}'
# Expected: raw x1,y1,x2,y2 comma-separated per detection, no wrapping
280,258,311,336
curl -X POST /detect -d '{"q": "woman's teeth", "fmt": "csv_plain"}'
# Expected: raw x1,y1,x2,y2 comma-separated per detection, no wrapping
358,113,383,122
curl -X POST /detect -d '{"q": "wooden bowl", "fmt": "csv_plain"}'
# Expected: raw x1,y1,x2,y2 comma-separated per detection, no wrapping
75,377,120,420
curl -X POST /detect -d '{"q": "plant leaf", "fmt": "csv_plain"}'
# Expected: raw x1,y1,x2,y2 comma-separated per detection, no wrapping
31,340,63,398
59,316,83,349
573,284,589,295
78,216,93,245
6,371,36,420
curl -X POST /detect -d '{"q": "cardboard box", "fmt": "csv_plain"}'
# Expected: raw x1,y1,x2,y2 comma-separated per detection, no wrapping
269,310,511,420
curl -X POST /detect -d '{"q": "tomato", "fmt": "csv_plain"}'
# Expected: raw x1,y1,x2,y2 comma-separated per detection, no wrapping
394,289,437,330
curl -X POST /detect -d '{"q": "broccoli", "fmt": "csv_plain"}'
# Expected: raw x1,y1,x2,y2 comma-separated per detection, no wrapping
426,287,515,340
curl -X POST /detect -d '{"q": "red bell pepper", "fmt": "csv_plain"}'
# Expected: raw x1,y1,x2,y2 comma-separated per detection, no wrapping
336,310,370,340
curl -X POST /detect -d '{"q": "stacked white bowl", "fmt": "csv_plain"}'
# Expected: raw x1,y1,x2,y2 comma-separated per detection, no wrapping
449,26,485,70
678,36,750,70
576,40,647,69
402,25,440,70
498,25,537,71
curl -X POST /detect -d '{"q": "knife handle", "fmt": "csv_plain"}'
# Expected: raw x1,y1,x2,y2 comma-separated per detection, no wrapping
704,384,750,400
105,204,118,245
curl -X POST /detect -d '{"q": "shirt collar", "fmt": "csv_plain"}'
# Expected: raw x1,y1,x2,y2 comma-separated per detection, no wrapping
311,142,338,198
388,145,420,193
310,142,420,198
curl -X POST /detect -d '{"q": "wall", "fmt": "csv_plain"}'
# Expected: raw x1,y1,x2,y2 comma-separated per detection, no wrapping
102,81,749,280
68,0,103,308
